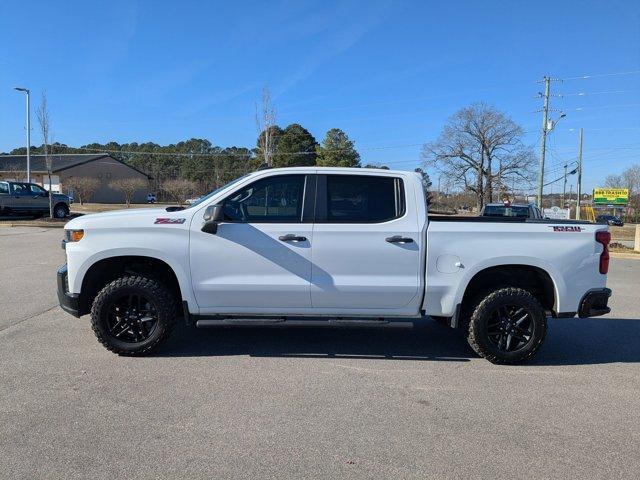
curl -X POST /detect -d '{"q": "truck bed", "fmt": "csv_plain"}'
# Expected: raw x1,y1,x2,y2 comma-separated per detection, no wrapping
429,215,592,224
423,217,607,318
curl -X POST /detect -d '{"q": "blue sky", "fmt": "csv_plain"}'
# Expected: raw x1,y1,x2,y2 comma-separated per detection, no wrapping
1,0,639,192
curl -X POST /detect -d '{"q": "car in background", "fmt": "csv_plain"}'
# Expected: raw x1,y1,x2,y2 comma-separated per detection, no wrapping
596,214,624,226
147,193,157,204
480,202,544,219
0,181,72,218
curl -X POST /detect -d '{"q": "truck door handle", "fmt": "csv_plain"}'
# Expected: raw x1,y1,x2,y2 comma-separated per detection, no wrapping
278,234,307,242
386,235,414,244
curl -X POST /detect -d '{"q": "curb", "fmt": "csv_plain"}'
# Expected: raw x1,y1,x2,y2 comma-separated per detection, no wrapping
0,222,66,228
611,252,640,260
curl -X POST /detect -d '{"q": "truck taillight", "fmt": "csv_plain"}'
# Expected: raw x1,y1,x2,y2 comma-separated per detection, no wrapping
595,231,611,274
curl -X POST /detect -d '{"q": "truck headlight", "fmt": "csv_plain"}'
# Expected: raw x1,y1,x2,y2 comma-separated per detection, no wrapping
65,229,84,243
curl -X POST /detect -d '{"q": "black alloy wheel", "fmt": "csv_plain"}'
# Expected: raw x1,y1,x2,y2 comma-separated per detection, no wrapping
485,304,534,353
106,292,159,343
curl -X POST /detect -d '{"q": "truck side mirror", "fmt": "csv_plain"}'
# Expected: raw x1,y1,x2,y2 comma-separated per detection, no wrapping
201,204,224,234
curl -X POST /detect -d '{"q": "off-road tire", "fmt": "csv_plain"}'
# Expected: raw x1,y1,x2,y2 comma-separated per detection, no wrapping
465,287,547,364
91,275,177,356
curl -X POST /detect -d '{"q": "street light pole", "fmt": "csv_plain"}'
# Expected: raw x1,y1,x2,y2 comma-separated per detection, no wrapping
14,87,31,183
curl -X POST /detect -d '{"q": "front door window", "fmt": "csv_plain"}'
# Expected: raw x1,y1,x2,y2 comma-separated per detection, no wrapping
223,175,305,223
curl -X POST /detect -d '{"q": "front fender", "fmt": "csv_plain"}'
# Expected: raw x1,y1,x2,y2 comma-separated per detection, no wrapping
68,246,196,309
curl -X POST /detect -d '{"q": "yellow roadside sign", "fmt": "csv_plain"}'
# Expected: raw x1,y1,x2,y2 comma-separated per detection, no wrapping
593,188,629,205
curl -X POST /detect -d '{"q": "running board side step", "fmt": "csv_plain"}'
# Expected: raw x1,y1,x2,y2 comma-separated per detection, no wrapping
195,318,414,328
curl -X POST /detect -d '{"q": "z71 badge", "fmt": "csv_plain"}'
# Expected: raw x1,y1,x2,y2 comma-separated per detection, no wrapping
154,218,186,224
551,226,582,232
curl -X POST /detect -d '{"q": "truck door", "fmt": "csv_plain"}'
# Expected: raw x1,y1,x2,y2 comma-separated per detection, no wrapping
0,182,9,209
28,183,50,211
9,183,33,211
310,174,422,312
190,174,314,312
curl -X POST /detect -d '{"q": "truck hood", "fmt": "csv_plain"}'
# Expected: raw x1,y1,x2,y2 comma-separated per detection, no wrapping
52,193,71,202
64,207,189,230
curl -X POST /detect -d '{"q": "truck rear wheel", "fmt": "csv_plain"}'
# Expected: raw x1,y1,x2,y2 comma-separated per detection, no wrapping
90,275,177,356
465,287,547,364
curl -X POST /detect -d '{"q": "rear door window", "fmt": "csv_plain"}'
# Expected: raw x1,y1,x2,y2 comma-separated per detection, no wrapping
0,182,8,194
11,183,30,195
322,175,405,223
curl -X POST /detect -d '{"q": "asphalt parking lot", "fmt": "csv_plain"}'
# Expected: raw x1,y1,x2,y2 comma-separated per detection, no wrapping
1,227,639,479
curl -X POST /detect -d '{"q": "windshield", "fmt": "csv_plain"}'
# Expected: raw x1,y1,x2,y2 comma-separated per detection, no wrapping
482,205,530,218
184,174,251,209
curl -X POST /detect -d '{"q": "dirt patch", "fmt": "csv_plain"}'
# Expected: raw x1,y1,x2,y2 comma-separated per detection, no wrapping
609,224,637,241
610,242,639,255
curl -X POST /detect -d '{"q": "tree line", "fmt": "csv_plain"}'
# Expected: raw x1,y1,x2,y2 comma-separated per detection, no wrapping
9,123,373,201
6,90,535,211
6,125,365,202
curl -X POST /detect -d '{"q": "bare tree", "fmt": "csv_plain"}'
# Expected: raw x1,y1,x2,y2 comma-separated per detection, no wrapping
604,174,624,188
109,178,147,207
162,179,198,205
604,163,640,219
64,177,101,205
5,165,26,182
37,92,54,218
255,86,277,167
421,103,536,211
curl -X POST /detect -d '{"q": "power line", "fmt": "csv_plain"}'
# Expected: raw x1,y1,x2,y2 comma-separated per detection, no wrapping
42,141,424,158
573,103,640,111
563,70,640,81
567,126,640,132
561,90,640,97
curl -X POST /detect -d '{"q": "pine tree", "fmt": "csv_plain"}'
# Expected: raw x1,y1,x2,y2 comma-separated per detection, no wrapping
274,124,317,167
316,128,360,167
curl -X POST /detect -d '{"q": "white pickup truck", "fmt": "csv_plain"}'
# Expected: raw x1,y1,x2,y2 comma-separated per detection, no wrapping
57,167,612,364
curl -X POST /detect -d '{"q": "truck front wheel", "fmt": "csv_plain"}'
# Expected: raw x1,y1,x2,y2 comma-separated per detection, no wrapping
465,287,547,364
90,275,177,355
53,203,69,218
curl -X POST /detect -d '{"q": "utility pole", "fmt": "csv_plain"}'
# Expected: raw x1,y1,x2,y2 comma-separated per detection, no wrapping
536,77,551,208
536,77,564,208
562,164,568,208
576,128,584,220
570,183,574,206
14,87,31,182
